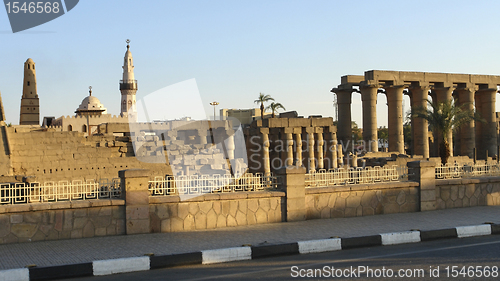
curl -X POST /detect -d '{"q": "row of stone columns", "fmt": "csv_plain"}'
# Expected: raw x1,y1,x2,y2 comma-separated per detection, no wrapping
334,85,406,155
260,128,338,174
334,84,498,159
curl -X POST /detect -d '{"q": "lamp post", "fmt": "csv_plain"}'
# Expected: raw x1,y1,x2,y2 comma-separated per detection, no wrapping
210,101,219,120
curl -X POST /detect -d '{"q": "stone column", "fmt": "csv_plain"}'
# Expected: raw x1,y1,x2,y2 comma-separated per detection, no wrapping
407,161,436,211
410,85,430,158
475,94,483,159
360,84,378,152
337,143,344,167
307,129,315,171
329,132,338,169
385,86,405,154
433,87,454,156
276,166,306,222
261,128,271,175
119,169,150,235
479,88,497,158
315,128,324,170
333,89,353,149
456,87,476,158
286,131,294,166
294,129,302,167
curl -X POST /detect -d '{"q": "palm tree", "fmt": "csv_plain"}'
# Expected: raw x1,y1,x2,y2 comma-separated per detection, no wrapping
254,93,274,119
411,99,479,165
266,102,286,118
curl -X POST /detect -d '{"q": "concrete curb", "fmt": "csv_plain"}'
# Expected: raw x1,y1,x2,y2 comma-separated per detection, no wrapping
1,223,498,281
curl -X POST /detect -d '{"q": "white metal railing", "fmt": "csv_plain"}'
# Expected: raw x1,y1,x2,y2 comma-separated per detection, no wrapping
305,166,401,187
149,173,282,196
435,163,500,179
0,178,121,205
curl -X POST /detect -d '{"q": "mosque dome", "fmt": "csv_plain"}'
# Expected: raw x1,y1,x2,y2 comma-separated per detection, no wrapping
75,87,107,115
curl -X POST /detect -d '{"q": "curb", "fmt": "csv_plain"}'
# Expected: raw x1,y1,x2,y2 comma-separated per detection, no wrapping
1,223,498,281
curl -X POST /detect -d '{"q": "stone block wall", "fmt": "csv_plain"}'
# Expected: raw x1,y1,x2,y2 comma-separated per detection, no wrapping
305,182,420,219
149,191,285,232
0,199,125,244
435,178,500,209
6,128,171,182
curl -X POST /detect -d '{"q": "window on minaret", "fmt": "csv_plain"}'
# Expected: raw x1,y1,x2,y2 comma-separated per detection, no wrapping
27,81,30,86
27,65,30,69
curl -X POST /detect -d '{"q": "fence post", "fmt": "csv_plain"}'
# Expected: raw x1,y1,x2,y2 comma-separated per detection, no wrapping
407,161,436,211
119,169,150,234
277,166,307,222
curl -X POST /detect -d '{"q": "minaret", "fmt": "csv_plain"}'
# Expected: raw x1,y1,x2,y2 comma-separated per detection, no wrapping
119,39,138,122
19,58,40,125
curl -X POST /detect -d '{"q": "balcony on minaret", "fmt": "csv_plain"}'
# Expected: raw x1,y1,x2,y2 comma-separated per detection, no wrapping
119,79,138,90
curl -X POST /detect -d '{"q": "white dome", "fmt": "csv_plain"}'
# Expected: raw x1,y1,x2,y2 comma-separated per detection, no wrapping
76,95,107,114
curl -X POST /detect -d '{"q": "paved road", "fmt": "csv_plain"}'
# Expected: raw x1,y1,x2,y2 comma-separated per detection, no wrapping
2,206,500,270
63,235,500,281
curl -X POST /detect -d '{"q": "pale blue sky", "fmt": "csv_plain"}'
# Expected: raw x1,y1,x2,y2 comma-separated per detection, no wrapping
1,0,500,126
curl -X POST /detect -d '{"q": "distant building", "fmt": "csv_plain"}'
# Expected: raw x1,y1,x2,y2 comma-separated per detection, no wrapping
50,42,137,134
220,108,271,125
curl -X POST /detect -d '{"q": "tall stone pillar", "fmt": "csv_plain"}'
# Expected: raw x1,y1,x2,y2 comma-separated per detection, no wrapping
276,166,306,222
307,129,315,171
479,88,497,158
261,128,271,175
337,143,344,167
294,129,303,167
407,161,436,212
433,87,454,156
360,84,379,152
286,131,294,166
411,85,430,158
315,129,324,170
456,87,476,158
475,94,483,158
329,131,338,169
119,169,150,234
333,89,353,149
385,86,405,153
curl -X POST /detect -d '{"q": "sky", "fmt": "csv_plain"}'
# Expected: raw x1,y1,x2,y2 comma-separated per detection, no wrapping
1,0,500,127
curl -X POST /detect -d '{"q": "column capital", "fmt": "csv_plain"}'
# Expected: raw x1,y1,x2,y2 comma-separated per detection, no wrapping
331,87,355,94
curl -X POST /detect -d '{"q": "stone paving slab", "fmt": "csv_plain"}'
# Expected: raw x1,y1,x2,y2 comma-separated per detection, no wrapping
1,206,499,270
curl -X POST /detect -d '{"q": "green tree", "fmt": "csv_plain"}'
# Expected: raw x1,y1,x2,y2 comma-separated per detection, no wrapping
265,102,286,118
411,99,479,165
351,121,362,143
377,126,388,141
254,93,274,119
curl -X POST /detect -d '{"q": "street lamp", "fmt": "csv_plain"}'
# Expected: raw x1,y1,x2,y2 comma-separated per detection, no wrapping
210,101,219,120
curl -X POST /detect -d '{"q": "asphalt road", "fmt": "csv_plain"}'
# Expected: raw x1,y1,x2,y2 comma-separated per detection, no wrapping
63,235,500,281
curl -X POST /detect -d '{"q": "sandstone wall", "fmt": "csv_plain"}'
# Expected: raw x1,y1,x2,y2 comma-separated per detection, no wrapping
0,199,125,244
305,182,420,219
6,128,171,182
435,178,500,209
149,191,285,232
